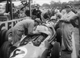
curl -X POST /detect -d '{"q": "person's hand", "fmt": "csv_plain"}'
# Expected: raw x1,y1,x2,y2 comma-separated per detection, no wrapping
4,13,9,15
33,30,41,35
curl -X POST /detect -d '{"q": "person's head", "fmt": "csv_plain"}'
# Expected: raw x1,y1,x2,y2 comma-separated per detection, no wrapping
61,9,67,15
34,18,42,26
66,8,71,13
25,6,29,10
50,16,57,23
25,10,30,17
62,5,71,13
0,5,6,14
65,5,71,13
35,4,39,10
31,15,37,20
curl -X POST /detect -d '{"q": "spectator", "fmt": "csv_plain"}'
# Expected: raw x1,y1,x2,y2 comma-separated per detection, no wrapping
32,6,42,21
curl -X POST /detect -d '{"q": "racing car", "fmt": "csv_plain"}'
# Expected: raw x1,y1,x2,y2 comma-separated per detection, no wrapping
1,21,60,58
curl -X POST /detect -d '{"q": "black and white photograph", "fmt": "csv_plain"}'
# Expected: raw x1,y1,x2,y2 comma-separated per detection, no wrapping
0,0,79,58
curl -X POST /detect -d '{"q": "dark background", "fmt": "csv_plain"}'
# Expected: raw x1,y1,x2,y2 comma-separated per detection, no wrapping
0,0,6,2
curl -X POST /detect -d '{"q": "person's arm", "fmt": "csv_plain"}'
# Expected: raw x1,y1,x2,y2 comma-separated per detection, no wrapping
54,18,70,30
59,14,79,28
70,15,79,28
27,21,40,35
59,19,70,23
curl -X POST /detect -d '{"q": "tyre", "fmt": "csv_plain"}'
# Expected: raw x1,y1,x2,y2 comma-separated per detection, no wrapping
2,29,7,40
0,31,2,47
50,42,60,58
1,41,12,58
0,29,7,48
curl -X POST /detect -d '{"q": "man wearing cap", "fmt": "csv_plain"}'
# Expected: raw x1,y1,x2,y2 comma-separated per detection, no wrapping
55,6,77,53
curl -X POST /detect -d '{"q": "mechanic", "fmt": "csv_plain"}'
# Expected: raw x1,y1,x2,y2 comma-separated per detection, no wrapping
6,15,41,46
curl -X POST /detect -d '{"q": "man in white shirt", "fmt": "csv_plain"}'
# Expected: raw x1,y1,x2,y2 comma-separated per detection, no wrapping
56,6,77,53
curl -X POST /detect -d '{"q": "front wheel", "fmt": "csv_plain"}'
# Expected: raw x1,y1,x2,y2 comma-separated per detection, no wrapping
50,42,60,58
1,41,12,58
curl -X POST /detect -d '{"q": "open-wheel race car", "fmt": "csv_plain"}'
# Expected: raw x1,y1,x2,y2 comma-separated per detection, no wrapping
1,21,60,58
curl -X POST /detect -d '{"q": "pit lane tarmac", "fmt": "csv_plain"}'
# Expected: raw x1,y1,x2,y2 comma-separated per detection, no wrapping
61,28,79,58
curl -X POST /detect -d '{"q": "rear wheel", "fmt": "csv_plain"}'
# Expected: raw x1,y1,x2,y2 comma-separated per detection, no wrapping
50,42,60,58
